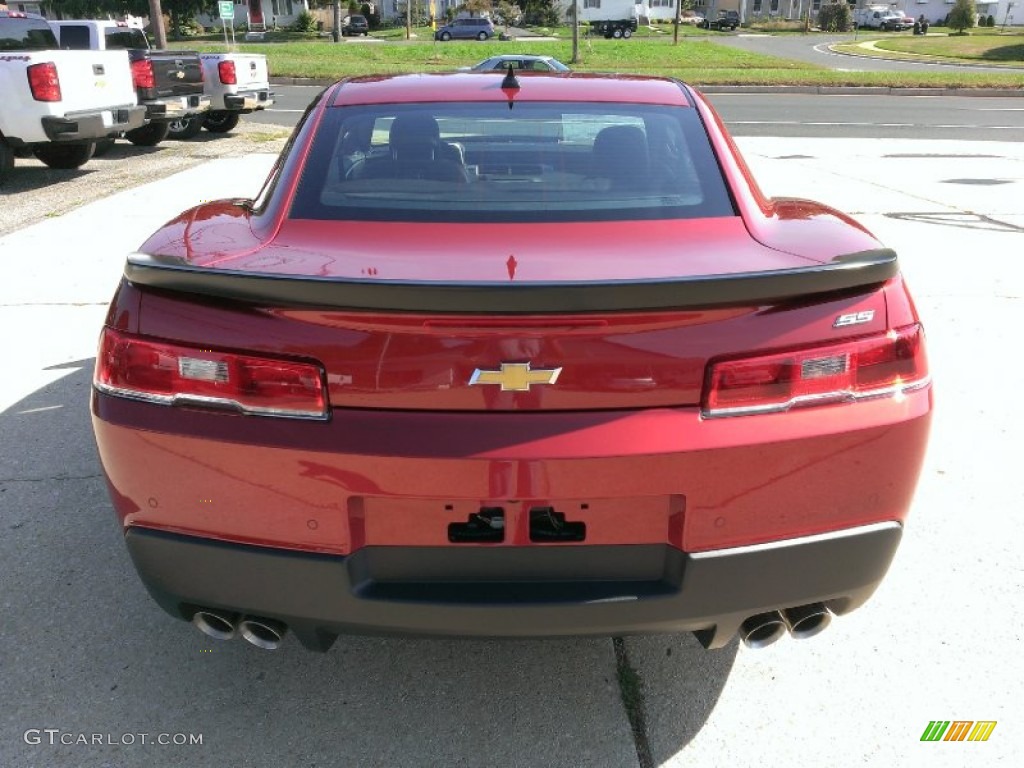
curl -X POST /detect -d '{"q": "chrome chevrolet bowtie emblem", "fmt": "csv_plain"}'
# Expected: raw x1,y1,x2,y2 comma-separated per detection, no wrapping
469,363,562,392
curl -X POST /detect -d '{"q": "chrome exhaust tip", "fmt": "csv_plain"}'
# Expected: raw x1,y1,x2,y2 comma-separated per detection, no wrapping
782,603,832,640
239,616,287,650
739,611,787,649
192,610,238,641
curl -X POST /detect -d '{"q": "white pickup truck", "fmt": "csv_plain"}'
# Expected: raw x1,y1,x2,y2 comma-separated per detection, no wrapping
0,10,144,180
165,52,274,139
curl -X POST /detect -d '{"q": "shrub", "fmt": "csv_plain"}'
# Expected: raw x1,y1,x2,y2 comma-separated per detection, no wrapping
947,0,976,34
817,2,852,33
985,14,995,26
292,10,318,33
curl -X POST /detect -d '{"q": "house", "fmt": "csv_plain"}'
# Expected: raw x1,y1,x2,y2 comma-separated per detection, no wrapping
740,0,1020,24
197,0,311,32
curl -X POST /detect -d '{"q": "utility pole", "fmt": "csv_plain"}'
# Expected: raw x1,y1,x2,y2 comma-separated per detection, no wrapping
407,1,412,41
333,0,341,42
148,0,167,49
673,0,681,45
571,0,579,63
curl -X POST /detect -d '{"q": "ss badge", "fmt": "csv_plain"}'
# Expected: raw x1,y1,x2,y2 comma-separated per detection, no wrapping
833,310,875,328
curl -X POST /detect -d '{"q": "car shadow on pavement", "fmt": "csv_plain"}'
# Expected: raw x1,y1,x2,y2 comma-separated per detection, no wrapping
2,165,99,195
0,360,736,767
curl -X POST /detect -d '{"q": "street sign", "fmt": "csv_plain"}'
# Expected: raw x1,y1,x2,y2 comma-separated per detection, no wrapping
218,1,234,20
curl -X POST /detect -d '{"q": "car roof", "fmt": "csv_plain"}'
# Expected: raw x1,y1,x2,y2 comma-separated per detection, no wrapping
330,73,690,107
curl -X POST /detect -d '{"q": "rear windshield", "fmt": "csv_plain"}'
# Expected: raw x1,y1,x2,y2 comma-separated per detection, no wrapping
290,101,735,224
0,17,58,51
104,27,148,49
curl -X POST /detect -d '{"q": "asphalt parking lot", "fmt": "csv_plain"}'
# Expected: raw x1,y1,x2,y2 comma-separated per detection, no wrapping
1,137,1022,767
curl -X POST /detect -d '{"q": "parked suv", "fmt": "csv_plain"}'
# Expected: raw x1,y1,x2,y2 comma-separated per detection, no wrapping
341,14,369,36
435,17,494,41
703,10,740,31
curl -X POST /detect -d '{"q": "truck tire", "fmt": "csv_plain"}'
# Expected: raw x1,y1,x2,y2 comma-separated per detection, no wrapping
612,27,623,38
125,121,170,147
203,111,240,134
623,28,632,38
0,142,14,180
167,116,204,140
32,141,96,170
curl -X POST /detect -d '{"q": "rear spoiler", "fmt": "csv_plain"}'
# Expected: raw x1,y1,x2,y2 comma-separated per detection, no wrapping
124,249,898,314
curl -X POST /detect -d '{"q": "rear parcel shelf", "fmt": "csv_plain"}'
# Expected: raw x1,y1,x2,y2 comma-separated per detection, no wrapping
123,249,899,314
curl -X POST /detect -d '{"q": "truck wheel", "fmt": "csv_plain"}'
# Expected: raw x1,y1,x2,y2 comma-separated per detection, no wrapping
125,121,170,147
612,28,623,38
203,112,241,134
93,138,116,157
623,28,632,38
32,141,96,170
167,116,204,140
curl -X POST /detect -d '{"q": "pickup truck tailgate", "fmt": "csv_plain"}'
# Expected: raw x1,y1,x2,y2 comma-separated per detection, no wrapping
201,53,270,88
40,50,135,113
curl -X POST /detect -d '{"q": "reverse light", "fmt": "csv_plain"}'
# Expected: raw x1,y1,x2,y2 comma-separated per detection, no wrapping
131,59,155,90
702,324,928,418
27,63,61,102
94,328,328,420
218,60,236,85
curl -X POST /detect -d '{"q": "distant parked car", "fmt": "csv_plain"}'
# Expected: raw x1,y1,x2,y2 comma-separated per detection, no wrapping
435,17,495,41
702,10,740,31
341,14,369,36
882,14,914,31
467,54,570,73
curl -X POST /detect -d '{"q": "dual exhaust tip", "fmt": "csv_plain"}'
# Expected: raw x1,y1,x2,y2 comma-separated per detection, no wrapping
192,610,287,650
740,603,832,649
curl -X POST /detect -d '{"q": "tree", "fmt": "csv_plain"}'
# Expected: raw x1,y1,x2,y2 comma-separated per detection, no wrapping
817,1,851,33
461,0,493,17
947,0,976,34
521,0,558,26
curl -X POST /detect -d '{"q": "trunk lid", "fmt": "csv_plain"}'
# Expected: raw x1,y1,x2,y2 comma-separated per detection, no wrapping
130,218,894,413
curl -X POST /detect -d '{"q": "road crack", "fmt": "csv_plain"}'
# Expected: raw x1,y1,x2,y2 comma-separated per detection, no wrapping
613,637,653,768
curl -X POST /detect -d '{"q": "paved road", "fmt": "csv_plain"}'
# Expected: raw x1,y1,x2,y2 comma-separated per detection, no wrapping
715,31,1024,73
257,84,1024,141
1,135,1022,767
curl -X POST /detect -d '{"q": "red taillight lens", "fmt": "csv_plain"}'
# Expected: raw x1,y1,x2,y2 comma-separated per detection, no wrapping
95,328,328,420
218,60,236,85
703,324,928,417
131,59,155,89
27,62,62,102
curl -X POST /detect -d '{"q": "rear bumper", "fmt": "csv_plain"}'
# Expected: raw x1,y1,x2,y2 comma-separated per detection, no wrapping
41,105,146,142
144,94,211,120
223,89,274,113
126,522,902,650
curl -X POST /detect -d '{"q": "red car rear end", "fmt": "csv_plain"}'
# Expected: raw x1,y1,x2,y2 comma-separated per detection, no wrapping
92,74,931,652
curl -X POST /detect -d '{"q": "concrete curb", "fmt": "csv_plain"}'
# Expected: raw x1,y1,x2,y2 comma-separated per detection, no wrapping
271,78,1021,97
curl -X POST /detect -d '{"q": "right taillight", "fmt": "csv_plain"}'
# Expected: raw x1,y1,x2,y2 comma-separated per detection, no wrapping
27,62,62,102
702,324,928,418
218,60,236,85
94,328,329,420
131,59,155,90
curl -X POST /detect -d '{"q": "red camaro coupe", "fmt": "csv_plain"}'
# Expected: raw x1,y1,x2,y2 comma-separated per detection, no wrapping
91,72,931,652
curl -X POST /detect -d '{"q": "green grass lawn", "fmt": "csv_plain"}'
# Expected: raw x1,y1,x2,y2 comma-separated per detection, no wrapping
171,34,1024,88
870,30,1024,67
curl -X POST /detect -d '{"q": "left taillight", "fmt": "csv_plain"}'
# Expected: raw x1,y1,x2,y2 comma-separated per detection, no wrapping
702,324,928,418
27,62,62,102
218,60,236,85
94,328,329,420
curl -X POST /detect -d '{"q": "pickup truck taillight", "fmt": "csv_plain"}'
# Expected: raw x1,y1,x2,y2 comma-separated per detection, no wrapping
27,63,62,102
218,60,237,85
94,328,329,420
702,325,928,418
131,59,155,90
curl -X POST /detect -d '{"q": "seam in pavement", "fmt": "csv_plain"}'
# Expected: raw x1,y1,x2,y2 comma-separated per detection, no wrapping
613,637,654,768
